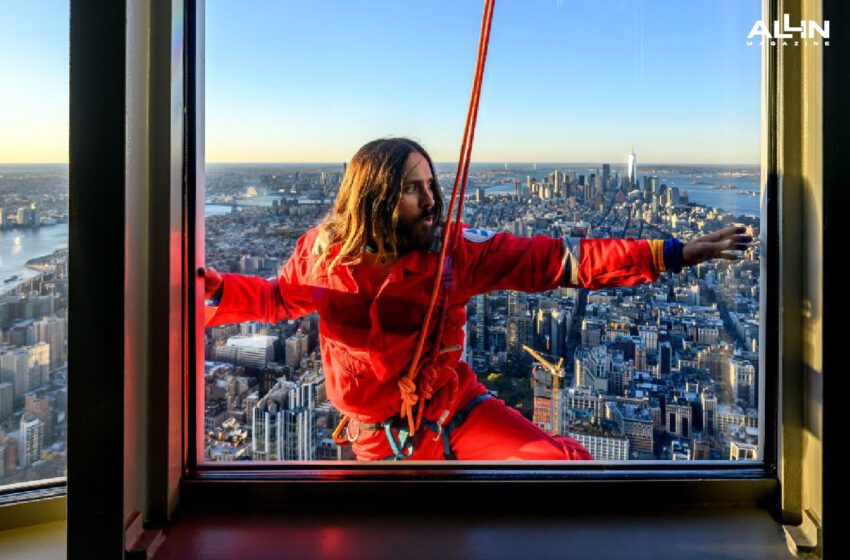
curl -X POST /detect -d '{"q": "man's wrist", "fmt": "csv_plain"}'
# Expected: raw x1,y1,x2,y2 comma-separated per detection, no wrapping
663,237,684,273
205,283,223,306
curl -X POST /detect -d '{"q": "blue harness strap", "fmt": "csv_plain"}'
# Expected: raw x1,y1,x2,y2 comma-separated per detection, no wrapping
380,392,493,461
383,422,415,460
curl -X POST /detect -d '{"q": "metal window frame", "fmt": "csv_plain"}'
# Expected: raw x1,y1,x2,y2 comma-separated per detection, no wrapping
180,0,785,514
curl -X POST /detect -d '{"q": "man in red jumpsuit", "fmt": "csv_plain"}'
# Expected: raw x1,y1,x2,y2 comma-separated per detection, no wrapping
204,138,752,461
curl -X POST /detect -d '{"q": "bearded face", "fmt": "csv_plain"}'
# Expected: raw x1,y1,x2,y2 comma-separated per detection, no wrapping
395,151,438,253
395,207,436,252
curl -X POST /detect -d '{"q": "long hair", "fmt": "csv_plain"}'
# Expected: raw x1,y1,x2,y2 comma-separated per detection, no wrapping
313,137,444,273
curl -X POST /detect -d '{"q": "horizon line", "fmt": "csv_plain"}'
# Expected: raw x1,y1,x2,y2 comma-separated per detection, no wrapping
0,160,761,167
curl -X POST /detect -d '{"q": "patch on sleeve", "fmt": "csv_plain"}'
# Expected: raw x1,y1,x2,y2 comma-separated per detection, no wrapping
462,228,496,243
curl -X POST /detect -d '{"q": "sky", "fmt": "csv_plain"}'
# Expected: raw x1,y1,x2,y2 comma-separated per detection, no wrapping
1,0,762,165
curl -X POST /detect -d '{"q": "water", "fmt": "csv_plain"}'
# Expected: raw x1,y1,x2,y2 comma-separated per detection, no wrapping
0,223,69,291
479,167,760,217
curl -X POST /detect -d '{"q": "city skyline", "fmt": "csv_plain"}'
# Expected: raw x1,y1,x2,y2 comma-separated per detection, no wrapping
2,1,761,164
199,162,762,462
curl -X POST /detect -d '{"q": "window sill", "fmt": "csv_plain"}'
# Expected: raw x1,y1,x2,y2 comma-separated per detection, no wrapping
153,504,795,560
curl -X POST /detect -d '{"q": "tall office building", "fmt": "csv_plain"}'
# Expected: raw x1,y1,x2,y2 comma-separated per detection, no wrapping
1,344,49,400
658,341,672,377
18,412,44,466
638,325,658,350
505,313,532,359
697,345,734,383
473,294,489,354
647,176,659,197
602,164,611,192
701,389,718,436
24,391,53,442
33,316,66,371
549,308,569,359
252,379,318,461
285,332,309,369
580,318,604,347
666,398,692,439
0,382,13,421
626,151,637,188
635,344,648,372
578,345,611,393
730,360,756,408
507,291,528,316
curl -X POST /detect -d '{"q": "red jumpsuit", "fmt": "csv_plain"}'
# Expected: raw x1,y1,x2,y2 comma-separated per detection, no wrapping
206,222,668,461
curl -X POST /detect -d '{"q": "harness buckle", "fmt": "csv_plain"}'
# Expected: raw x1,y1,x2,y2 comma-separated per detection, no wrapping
431,423,443,442
345,421,361,443
432,409,450,442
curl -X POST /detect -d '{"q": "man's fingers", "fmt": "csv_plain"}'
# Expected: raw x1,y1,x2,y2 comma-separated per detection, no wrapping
702,225,747,243
719,236,752,250
717,252,739,261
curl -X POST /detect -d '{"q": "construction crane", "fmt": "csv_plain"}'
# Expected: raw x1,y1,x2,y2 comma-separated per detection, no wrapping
523,345,565,435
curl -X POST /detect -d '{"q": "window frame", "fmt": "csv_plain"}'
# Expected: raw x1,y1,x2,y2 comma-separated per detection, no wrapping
182,0,781,503
36,0,835,556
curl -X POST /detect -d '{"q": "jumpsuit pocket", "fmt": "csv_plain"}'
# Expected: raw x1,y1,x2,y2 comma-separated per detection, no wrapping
323,339,380,412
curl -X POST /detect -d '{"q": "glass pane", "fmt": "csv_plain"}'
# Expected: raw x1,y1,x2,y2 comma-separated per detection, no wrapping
202,0,763,463
0,1,69,487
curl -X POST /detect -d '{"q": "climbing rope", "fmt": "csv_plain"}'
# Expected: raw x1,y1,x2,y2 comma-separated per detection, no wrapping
334,0,496,445
398,0,496,437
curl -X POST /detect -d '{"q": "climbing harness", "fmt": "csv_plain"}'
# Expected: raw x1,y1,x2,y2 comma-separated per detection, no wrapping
361,393,495,461
333,0,497,453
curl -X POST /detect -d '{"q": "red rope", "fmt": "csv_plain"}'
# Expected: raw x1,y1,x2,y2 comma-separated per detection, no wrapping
399,0,496,436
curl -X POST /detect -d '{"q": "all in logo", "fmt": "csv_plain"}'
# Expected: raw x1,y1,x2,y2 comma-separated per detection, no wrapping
747,14,830,47
463,228,496,243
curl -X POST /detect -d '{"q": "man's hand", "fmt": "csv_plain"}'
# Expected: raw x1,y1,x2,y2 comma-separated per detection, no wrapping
200,266,223,300
682,226,754,267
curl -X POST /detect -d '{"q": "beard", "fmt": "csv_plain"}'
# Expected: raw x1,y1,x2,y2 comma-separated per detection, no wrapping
396,212,436,253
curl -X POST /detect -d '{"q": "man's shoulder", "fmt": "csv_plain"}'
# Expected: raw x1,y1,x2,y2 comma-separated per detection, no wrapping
295,226,322,253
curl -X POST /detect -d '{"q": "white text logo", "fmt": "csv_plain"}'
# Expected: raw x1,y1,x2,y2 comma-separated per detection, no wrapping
747,14,830,47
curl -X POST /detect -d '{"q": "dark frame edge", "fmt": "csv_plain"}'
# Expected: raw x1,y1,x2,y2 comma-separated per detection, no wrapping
68,0,127,558
181,477,778,514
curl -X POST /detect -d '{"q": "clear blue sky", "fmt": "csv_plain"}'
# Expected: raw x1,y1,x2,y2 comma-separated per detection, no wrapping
1,0,762,165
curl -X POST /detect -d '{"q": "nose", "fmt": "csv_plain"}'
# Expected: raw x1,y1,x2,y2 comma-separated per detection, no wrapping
421,184,435,209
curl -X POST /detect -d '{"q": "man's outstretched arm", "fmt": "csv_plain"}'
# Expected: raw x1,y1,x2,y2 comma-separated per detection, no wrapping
576,225,752,289
201,234,320,327
456,223,752,295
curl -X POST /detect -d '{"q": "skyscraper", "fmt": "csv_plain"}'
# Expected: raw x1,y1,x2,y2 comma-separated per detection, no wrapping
659,341,672,377
18,412,44,466
473,294,489,355
252,379,318,461
626,150,637,188
0,383,13,421
33,316,66,371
